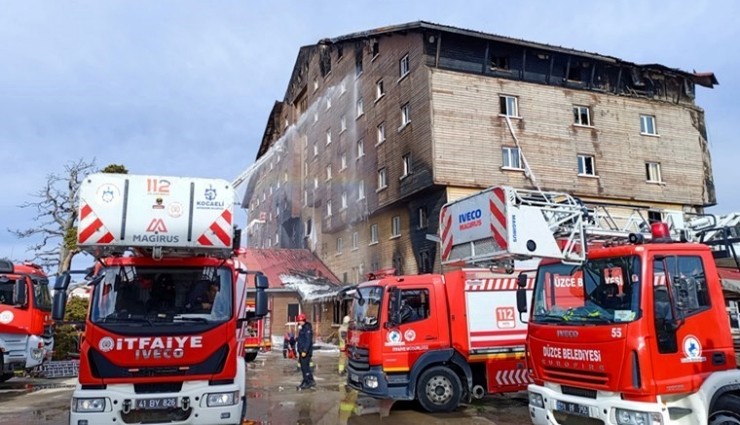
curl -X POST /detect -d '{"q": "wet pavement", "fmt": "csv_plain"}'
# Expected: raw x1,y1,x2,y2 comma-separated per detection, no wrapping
0,351,530,425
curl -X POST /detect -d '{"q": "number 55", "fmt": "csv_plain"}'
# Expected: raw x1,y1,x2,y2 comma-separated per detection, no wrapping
611,328,622,338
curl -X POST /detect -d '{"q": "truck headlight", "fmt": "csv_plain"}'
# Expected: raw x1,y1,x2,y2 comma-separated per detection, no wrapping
30,348,44,361
528,392,544,408
206,391,238,407
73,398,106,413
615,408,662,425
364,376,378,389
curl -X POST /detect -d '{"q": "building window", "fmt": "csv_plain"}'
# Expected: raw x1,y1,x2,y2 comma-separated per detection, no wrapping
573,105,591,126
326,97,332,110
326,164,332,181
352,232,359,249
640,114,657,135
370,224,379,244
340,115,347,133
375,79,385,100
275,232,279,246
303,190,307,206
313,77,318,92
371,40,379,58
499,95,519,117
391,216,401,237
340,80,347,95
313,177,318,189
376,123,385,145
400,103,411,128
327,200,333,217
357,139,365,158
356,98,364,118
377,168,388,190
358,180,365,200
400,54,410,78
646,162,662,183
336,237,343,253
418,250,432,273
490,55,510,71
502,146,522,169
577,155,596,176
341,191,348,209
402,154,411,177
313,111,318,124
340,153,347,170
418,207,428,229
326,129,332,145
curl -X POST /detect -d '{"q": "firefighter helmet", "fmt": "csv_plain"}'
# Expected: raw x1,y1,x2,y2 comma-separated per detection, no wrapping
296,313,307,322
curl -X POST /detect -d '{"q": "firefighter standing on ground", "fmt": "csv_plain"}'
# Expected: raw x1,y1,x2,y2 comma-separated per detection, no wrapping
338,315,350,375
296,313,315,390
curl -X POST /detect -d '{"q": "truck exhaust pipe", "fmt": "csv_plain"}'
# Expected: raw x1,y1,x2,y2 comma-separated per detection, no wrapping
472,385,485,399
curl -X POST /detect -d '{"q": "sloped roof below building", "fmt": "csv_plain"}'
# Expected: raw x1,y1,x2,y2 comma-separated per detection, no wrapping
235,249,343,301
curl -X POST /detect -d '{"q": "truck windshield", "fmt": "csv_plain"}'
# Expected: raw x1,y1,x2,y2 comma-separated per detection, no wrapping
90,266,232,325
351,286,383,330
532,256,642,324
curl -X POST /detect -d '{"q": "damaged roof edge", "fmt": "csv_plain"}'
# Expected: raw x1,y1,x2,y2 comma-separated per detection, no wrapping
322,20,717,88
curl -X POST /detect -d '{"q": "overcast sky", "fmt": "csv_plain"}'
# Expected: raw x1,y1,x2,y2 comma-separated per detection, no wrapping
1,0,738,264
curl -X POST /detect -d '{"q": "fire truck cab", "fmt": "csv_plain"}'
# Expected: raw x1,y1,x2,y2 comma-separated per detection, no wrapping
520,223,740,424
0,260,53,381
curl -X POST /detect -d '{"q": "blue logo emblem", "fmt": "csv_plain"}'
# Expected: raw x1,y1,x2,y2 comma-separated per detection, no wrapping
204,185,217,201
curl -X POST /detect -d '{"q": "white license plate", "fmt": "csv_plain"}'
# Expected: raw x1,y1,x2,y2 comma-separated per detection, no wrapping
135,397,177,410
555,400,590,417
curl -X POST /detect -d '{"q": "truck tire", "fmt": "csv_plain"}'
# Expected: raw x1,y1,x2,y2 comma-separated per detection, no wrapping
244,352,258,362
416,366,462,413
710,393,740,424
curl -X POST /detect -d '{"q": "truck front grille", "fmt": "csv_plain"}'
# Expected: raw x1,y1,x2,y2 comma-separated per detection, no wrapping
543,366,609,387
134,382,183,394
347,345,369,371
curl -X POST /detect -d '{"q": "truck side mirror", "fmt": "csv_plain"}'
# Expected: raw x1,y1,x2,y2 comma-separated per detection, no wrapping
253,274,269,318
13,278,28,308
517,273,528,288
52,272,72,321
516,288,528,314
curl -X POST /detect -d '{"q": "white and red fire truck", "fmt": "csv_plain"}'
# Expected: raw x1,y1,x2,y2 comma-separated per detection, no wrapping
439,186,740,424
242,299,271,362
0,260,53,381
345,188,540,413
52,173,268,425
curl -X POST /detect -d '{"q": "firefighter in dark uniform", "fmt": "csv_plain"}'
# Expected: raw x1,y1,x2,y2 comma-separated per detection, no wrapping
296,313,316,390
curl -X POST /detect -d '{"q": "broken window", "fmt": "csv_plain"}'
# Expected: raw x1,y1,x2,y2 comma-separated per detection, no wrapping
577,155,596,176
573,105,591,126
371,39,379,58
490,55,510,71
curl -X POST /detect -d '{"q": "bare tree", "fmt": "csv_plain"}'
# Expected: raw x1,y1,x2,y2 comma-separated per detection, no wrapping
9,159,97,273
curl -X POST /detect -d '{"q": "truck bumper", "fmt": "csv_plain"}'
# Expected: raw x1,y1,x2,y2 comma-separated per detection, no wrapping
527,383,669,425
346,364,413,401
0,334,49,372
68,380,245,425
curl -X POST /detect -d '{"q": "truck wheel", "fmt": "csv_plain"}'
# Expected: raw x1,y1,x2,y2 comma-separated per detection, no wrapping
244,352,258,362
0,373,14,383
416,366,462,413
710,394,740,424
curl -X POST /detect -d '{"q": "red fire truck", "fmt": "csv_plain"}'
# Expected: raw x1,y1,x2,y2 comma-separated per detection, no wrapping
242,299,271,362
437,186,740,423
346,267,534,412
52,173,267,425
0,260,53,381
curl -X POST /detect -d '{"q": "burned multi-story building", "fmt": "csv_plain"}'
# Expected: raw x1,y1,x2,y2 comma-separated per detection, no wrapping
240,21,717,282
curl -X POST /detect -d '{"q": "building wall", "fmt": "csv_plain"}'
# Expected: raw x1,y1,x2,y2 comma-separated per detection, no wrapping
430,69,712,208
243,23,716,284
